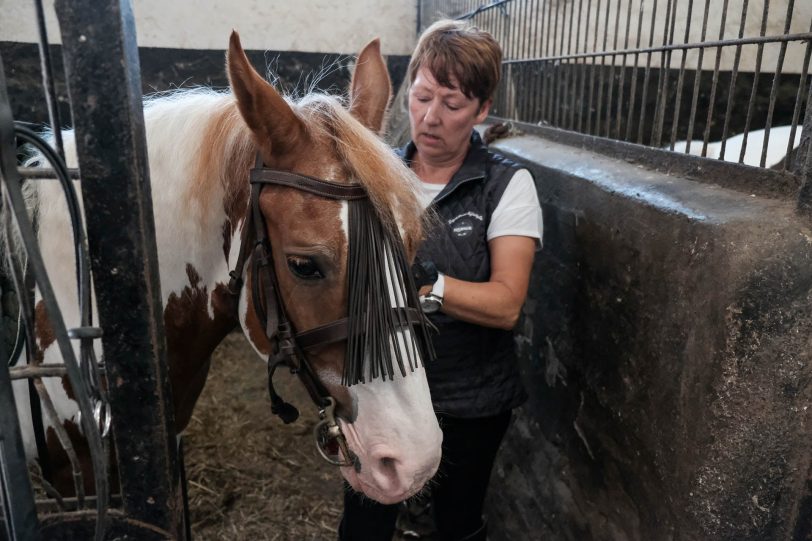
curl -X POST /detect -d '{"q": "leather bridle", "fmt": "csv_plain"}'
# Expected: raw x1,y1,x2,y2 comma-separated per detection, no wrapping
227,158,426,467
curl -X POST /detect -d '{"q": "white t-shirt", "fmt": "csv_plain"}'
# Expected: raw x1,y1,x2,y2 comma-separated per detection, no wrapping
418,168,543,247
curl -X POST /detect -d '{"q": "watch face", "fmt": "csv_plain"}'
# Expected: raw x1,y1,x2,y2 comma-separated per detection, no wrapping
420,295,442,314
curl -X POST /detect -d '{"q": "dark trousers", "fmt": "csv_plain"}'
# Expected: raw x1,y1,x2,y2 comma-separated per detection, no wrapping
338,410,512,541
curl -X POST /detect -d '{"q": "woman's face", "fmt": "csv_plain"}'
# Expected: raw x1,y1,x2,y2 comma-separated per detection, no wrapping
408,66,491,166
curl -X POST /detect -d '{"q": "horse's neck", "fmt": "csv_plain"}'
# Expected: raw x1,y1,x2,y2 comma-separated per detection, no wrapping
34,94,251,370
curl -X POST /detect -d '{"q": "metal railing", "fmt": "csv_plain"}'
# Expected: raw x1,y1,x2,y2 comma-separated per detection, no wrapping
0,0,187,539
418,0,812,178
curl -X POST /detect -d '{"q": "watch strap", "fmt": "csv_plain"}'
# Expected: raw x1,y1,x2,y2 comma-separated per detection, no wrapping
432,273,445,299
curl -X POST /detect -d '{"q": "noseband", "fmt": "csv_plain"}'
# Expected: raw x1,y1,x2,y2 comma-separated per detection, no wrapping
227,157,430,467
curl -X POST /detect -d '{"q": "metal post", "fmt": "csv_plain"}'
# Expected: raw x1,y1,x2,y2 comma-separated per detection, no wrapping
796,79,812,216
0,331,40,541
52,0,181,536
0,54,41,541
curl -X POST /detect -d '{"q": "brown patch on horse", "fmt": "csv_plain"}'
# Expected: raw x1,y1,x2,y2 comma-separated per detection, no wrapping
45,420,120,497
34,300,55,362
163,264,239,431
34,300,78,401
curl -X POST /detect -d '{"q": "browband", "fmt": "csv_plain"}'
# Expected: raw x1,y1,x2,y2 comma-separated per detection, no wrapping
250,168,368,200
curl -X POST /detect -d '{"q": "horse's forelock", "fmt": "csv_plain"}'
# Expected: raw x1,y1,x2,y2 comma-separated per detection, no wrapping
296,95,427,256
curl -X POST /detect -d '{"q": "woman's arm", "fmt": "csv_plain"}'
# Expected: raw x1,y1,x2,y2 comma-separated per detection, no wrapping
424,235,536,330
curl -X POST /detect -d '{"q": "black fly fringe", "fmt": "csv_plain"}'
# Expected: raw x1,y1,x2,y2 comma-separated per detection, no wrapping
344,199,435,385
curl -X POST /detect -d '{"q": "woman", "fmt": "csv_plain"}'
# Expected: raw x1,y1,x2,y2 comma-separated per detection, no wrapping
340,19,543,541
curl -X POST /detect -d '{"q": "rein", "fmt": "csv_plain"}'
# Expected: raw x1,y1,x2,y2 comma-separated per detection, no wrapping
227,157,431,467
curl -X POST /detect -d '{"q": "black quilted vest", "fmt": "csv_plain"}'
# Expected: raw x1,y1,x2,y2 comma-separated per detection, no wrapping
399,131,528,417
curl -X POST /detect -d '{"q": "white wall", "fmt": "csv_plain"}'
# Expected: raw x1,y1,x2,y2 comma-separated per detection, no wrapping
0,0,418,56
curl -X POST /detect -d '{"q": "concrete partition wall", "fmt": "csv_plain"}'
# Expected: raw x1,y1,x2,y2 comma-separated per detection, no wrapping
484,134,812,540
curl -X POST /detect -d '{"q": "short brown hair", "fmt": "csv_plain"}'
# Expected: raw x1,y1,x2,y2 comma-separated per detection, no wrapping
407,19,502,104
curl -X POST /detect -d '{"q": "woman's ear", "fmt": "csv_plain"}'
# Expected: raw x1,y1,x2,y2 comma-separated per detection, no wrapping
476,99,493,123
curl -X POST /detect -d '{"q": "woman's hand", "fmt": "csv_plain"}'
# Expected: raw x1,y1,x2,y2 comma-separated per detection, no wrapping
440,235,536,330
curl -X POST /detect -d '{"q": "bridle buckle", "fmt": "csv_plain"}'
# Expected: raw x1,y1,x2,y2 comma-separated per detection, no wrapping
314,397,356,468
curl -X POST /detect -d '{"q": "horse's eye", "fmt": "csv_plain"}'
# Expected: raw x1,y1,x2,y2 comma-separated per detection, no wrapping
287,255,324,280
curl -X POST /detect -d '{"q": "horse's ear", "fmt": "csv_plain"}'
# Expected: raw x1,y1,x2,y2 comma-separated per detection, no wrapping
349,38,392,134
227,31,306,157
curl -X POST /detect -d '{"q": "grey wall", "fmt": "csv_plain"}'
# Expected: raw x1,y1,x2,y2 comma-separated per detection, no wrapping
483,132,812,540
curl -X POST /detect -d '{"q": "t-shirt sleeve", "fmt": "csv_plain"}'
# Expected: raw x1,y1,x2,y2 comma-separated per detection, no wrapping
487,168,543,248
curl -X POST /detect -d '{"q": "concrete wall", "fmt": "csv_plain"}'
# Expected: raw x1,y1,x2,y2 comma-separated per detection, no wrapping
480,131,812,540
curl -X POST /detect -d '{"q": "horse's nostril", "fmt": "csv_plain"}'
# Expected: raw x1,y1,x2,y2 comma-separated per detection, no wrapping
369,452,403,491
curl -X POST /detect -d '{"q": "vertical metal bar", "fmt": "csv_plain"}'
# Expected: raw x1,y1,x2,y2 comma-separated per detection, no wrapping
521,0,537,121
33,0,66,161
615,0,634,138
518,0,529,61
0,365,41,541
499,1,509,61
578,0,593,132
586,0,603,134
53,0,182,536
636,0,659,144
795,78,812,215
760,0,795,168
0,57,41,541
649,0,676,146
685,0,712,151
738,0,770,163
569,0,586,130
516,0,528,122
625,0,646,141
497,3,510,118
594,0,612,135
537,0,547,122
700,0,730,156
669,0,694,149
604,0,622,137
1,62,109,541
543,0,556,123
0,127,40,538
785,20,812,172
550,0,560,126
524,0,543,123
551,0,562,126
719,0,751,160
651,0,677,147
561,0,576,129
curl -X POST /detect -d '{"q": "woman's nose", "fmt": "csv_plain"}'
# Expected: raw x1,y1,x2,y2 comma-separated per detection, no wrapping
423,102,440,125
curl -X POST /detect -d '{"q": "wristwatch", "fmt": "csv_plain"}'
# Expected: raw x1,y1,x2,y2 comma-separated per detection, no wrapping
419,273,445,314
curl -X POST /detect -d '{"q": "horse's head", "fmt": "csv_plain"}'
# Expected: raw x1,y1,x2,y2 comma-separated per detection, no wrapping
226,32,441,504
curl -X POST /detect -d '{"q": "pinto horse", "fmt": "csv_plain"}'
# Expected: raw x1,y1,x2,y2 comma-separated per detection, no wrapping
11,32,442,506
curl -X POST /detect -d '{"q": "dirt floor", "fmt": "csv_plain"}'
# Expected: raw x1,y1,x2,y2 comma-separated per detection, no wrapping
183,332,438,541
184,331,345,540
